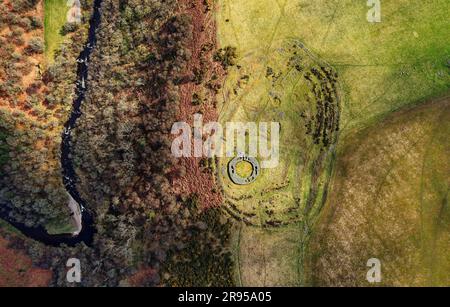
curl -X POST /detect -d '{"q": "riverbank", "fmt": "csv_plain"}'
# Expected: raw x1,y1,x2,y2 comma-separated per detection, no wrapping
68,195,82,235
0,0,102,247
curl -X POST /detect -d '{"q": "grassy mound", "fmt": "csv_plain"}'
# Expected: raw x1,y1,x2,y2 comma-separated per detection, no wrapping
307,97,450,286
215,0,449,286
217,0,450,134
217,40,340,228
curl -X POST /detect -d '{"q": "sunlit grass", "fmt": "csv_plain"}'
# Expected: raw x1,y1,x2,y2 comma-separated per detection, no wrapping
216,0,450,286
44,0,70,63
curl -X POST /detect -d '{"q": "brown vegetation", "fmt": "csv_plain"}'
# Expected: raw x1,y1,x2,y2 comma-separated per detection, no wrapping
0,0,235,287
0,0,86,230
307,97,450,286
171,0,226,209
0,233,51,287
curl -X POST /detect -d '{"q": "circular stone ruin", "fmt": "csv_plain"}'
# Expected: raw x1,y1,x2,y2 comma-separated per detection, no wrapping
228,156,260,185
217,39,341,227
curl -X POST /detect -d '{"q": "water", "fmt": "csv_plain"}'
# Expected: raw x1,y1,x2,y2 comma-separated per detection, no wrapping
0,0,103,247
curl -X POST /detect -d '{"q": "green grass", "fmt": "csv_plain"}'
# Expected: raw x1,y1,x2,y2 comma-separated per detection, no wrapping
307,97,450,286
215,0,450,286
217,0,450,135
235,161,253,178
44,0,70,62
45,219,76,235
216,41,338,230
215,8,341,286
230,223,304,286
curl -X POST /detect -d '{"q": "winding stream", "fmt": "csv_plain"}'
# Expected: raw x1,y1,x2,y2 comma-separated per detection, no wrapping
0,0,103,247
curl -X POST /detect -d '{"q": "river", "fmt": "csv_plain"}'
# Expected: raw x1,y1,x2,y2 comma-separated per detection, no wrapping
0,0,103,247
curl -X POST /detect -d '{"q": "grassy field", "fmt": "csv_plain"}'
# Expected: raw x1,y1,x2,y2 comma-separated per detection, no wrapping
214,32,341,286
217,41,339,229
215,0,450,286
307,97,450,286
217,0,450,135
230,223,304,286
44,0,70,62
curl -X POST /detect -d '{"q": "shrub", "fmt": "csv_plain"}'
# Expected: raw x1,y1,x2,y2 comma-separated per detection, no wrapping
29,16,43,29
213,46,237,68
60,22,79,36
26,37,44,54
